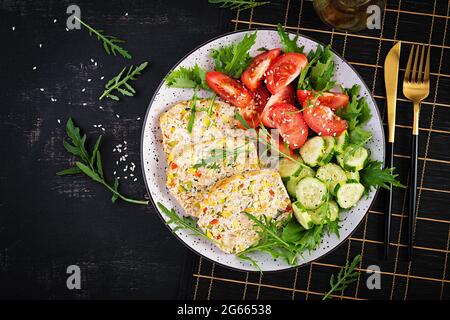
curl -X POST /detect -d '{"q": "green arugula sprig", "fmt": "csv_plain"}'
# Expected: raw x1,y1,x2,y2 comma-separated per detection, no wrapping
193,143,249,169
210,31,257,78
298,45,335,91
277,24,304,53
361,160,406,191
99,62,148,101
57,118,149,205
74,16,131,59
208,0,270,11
157,202,215,242
338,84,372,130
323,255,361,300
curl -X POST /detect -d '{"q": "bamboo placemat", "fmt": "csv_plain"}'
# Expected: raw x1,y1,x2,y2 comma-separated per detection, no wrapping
188,0,450,300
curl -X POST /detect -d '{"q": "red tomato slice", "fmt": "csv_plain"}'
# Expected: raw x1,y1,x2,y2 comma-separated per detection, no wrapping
297,90,349,111
252,85,270,112
265,53,308,94
265,85,295,110
268,103,309,149
236,105,260,129
303,104,348,136
206,71,253,109
241,48,281,91
260,86,295,128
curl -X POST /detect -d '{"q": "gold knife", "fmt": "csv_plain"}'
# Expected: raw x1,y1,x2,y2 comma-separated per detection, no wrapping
383,41,401,260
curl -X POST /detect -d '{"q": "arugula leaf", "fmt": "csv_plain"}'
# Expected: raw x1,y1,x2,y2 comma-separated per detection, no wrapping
323,255,361,300
165,64,209,90
210,32,257,78
99,62,148,101
157,202,214,241
57,118,149,205
74,17,131,59
360,160,406,191
276,24,304,53
338,84,372,130
208,0,270,11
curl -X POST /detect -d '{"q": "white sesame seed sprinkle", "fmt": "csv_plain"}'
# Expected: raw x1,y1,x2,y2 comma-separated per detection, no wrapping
32,66,37,70
116,114,120,118
53,19,57,23
82,88,86,92
40,88,44,92
12,26,15,31
57,119,61,124
87,78,92,82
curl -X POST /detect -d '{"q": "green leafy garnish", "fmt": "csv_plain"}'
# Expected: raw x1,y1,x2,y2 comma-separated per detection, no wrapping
276,24,304,53
57,118,149,205
338,84,372,130
165,64,209,90
157,202,214,241
208,0,270,11
99,62,148,101
299,45,335,91
187,88,199,133
193,143,249,169
74,16,131,59
360,160,406,191
210,32,257,78
323,255,361,300
349,126,372,146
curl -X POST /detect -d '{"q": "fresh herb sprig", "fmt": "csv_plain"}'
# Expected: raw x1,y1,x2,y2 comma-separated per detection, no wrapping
338,84,372,130
165,64,209,90
193,143,249,169
298,45,335,91
99,62,148,101
74,16,131,59
323,255,361,300
210,32,257,78
361,160,406,191
277,24,304,53
57,118,148,205
157,202,215,242
208,0,270,11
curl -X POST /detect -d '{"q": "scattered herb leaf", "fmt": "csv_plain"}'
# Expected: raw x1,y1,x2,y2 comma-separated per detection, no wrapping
208,0,270,11
276,23,304,53
360,160,406,191
99,62,148,100
323,255,361,300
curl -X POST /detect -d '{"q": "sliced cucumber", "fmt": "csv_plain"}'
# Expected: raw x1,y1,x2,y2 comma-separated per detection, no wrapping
285,166,315,198
335,130,350,154
293,201,314,230
299,136,326,167
309,206,328,225
336,154,344,168
316,163,348,195
336,182,365,209
318,136,336,166
286,177,298,198
327,200,339,222
297,166,315,180
346,170,360,182
343,146,369,172
295,177,328,210
279,157,303,179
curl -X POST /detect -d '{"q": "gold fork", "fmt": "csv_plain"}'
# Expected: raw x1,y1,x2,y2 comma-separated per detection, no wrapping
402,44,430,261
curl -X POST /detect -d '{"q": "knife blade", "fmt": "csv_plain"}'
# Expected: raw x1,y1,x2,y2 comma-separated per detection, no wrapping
383,41,401,260
385,42,401,143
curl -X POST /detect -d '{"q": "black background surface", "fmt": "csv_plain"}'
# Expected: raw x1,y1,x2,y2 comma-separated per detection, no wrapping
0,0,449,300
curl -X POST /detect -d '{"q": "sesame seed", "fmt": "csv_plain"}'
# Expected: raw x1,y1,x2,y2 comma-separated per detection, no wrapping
100,76,105,80
12,26,15,31
90,59,94,63
32,66,37,70
57,119,61,124
39,88,44,92
82,103,87,106
136,117,141,120
53,19,57,23
82,88,86,92
125,12,129,16
116,114,120,118
39,43,42,48
87,78,92,82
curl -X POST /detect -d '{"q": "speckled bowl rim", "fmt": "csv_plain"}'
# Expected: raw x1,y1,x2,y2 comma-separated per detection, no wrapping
140,28,385,274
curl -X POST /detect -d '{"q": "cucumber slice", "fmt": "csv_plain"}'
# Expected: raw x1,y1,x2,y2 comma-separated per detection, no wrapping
343,146,369,172
316,163,347,195
286,177,298,198
285,167,315,198
293,201,314,230
336,154,344,168
295,177,328,209
309,206,328,225
336,182,365,209
327,200,339,222
346,170,360,182
299,137,326,167
297,166,315,180
318,136,336,166
335,130,350,154
279,157,303,179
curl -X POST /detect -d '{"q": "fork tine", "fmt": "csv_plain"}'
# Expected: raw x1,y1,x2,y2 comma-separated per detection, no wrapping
405,45,414,82
424,45,431,82
412,44,420,82
417,44,425,82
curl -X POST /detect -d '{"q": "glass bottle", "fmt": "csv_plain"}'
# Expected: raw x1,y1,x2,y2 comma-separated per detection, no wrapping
313,0,386,32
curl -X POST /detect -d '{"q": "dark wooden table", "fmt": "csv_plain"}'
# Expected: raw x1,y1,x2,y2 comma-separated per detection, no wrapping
0,0,449,300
